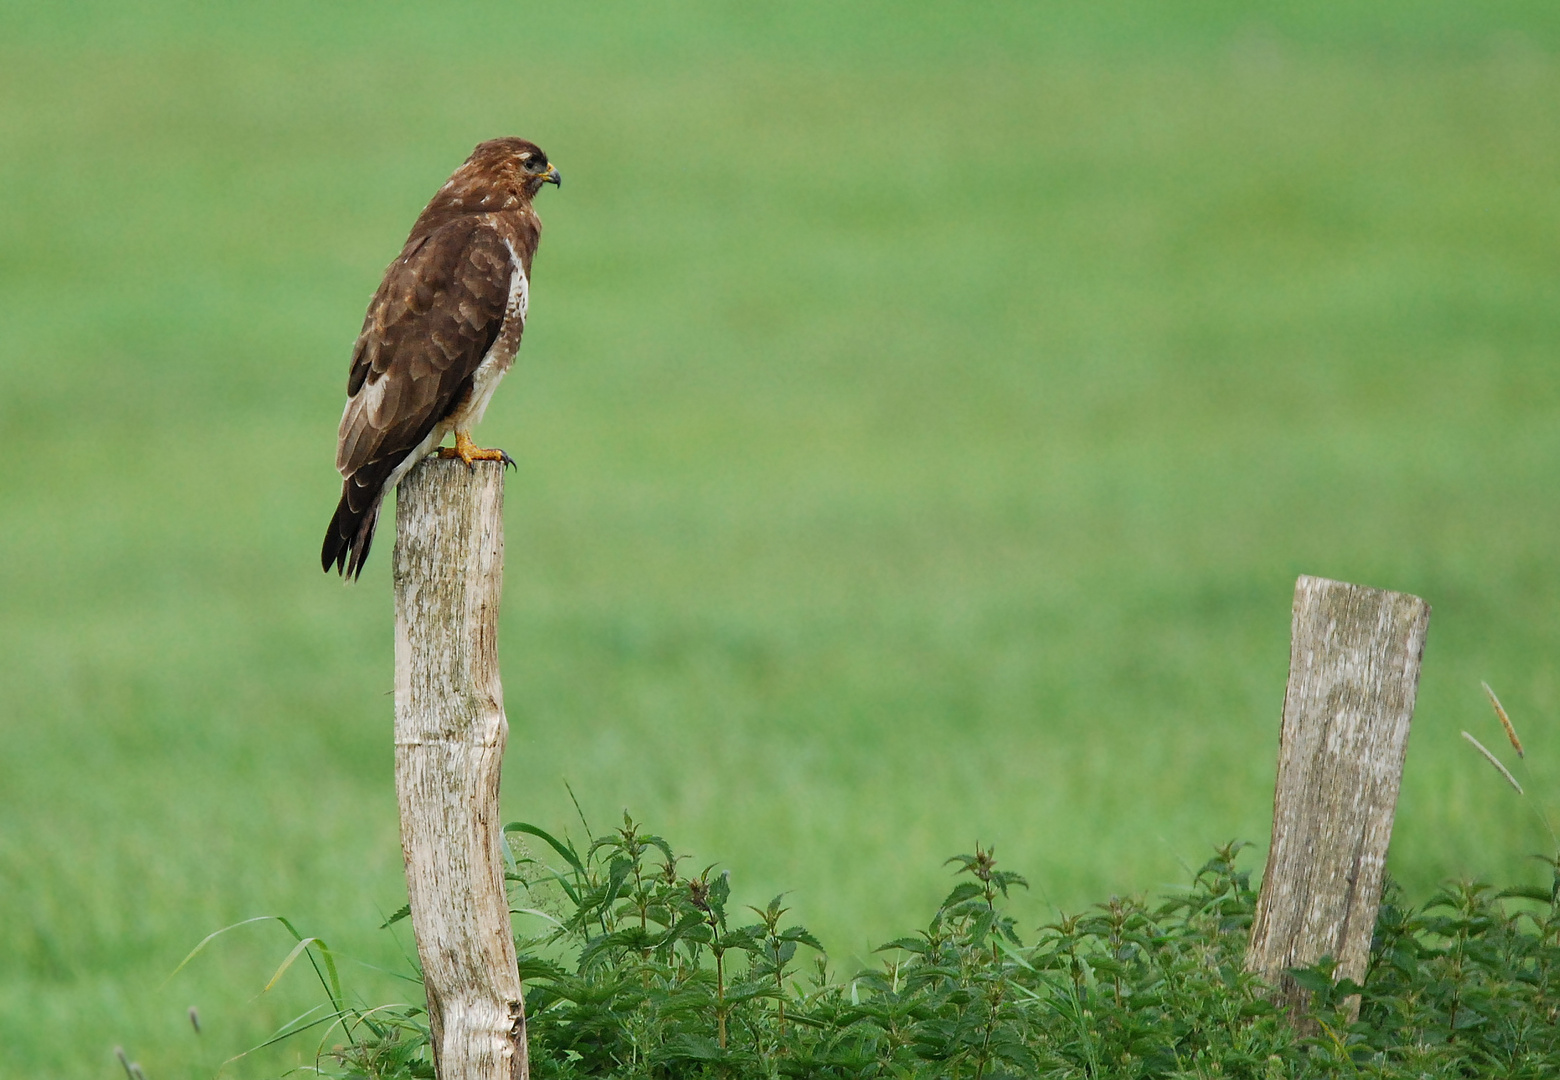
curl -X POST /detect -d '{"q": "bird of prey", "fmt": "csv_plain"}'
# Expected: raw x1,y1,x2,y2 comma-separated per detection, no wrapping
322,137,560,578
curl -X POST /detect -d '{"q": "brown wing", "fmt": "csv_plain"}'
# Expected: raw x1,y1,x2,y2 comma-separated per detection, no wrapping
338,220,513,472
322,220,512,576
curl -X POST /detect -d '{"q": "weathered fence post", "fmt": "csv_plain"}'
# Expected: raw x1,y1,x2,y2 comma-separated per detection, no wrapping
393,457,527,1080
1246,575,1430,1027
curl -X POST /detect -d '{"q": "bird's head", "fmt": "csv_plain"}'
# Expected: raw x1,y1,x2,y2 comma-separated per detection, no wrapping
466,136,561,200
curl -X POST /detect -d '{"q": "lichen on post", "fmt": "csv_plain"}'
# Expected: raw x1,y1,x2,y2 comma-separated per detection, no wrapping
392,456,527,1080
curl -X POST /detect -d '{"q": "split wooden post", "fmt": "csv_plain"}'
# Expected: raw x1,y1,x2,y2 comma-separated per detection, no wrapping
393,457,527,1080
1246,575,1430,1027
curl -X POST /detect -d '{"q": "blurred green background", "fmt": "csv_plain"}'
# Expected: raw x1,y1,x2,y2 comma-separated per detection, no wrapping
5,1,1560,1075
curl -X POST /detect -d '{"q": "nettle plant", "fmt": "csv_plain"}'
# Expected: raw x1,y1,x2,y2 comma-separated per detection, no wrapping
162,686,1560,1079
293,812,1560,1080
504,814,825,1073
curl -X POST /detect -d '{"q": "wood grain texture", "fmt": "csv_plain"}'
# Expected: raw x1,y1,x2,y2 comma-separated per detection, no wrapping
1246,575,1430,1027
393,456,527,1080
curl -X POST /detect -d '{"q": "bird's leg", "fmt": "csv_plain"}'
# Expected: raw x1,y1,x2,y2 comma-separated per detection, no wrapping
438,430,516,470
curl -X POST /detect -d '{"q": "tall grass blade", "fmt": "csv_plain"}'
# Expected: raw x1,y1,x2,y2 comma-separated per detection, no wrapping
1462,731,1524,794
165,915,288,984
264,936,325,993
219,1003,346,1066
506,821,586,877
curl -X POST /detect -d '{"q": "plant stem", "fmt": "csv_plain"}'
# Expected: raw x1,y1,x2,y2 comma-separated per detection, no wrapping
716,947,727,1048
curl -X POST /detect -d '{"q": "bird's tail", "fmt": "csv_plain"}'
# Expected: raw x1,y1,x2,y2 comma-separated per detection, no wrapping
322,479,385,580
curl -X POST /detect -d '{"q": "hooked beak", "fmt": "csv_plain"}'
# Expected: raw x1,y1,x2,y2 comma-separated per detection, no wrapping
540,163,561,187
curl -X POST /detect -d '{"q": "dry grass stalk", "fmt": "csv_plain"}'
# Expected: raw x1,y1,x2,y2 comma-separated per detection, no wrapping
1462,731,1524,795
1481,681,1524,758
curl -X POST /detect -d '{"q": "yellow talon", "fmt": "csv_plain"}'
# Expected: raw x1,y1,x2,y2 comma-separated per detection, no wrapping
438,431,515,469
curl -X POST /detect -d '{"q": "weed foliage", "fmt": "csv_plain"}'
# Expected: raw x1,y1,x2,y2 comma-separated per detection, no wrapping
288,815,1560,1079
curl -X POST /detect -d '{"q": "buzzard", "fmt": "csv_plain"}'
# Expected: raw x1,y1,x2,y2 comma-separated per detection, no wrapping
322,137,561,578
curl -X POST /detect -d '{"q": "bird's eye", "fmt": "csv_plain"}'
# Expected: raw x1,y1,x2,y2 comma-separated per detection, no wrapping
530,157,548,173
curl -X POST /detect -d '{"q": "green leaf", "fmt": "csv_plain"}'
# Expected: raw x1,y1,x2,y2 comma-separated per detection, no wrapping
779,925,823,950
510,906,565,929
1453,1007,1487,1029
515,956,570,982
709,869,731,909
722,926,763,951
504,822,586,877
1495,884,1556,904
604,856,633,908
993,936,1035,970
579,927,658,969
1286,966,1334,995
655,1035,725,1062
940,882,985,907
992,869,1030,893
264,936,325,994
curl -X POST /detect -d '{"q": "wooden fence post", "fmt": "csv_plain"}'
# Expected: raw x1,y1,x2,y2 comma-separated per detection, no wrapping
393,457,527,1080
1245,575,1430,1027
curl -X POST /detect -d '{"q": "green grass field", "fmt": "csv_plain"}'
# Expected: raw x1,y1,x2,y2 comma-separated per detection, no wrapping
5,2,1560,1075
